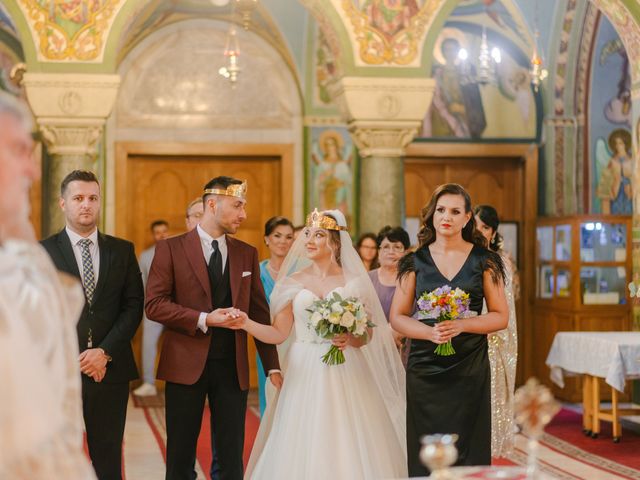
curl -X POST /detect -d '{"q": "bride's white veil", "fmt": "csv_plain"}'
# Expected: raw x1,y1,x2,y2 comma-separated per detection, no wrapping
255,209,406,459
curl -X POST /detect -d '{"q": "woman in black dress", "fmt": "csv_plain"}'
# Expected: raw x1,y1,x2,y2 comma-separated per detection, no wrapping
390,184,509,476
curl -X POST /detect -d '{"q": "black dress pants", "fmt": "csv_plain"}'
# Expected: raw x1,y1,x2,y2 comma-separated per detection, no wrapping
165,356,247,480
82,378,130,480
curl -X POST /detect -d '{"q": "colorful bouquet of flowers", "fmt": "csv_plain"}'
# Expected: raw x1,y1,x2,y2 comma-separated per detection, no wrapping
417,285,475,356
306,292,375,365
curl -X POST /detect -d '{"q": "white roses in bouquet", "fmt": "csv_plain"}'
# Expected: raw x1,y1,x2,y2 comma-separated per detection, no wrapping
306,292,375,365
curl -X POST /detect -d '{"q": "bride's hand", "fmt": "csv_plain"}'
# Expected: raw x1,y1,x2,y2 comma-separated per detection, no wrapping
269,371,283,389
331,333,350,351
225,310,248,330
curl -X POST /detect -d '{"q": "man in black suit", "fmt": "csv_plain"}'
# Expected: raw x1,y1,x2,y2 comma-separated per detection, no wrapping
41,170,143,480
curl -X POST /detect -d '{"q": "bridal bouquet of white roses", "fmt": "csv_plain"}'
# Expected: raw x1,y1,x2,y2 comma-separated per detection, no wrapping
306,292,375,365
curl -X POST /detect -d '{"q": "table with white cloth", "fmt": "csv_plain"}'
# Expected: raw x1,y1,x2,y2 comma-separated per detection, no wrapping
545,331,640,442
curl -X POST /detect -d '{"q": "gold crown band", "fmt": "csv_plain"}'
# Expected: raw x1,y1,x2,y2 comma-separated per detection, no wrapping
305,208,347,231
203,180,247,199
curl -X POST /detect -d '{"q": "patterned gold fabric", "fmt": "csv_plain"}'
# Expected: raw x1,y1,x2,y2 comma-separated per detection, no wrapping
486,253,518,458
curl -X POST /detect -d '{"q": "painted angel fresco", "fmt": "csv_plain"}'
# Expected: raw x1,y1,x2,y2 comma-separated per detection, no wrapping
595,128,633,214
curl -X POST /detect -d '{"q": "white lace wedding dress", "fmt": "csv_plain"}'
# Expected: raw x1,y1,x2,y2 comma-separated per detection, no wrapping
246,284,406,479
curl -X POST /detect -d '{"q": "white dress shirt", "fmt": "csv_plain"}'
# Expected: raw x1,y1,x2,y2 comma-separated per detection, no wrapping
195,226,280,377
197,224,227,333
66,226,100,281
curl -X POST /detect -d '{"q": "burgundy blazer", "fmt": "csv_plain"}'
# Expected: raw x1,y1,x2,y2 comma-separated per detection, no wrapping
145,228,280,389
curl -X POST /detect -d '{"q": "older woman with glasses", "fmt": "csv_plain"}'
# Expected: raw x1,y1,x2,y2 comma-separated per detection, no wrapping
368,226,411,321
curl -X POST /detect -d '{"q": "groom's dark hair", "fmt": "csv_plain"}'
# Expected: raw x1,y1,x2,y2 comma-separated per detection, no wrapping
202,176,243,202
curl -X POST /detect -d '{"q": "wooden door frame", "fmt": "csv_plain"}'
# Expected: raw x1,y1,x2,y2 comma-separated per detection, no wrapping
405,142,539,385
114,142,294,239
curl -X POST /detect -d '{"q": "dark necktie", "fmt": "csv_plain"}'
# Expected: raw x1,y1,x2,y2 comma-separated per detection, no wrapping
78,238,96,304
208,239,223,292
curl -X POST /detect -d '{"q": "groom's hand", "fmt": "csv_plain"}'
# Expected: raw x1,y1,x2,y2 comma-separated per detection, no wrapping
269,371,283,389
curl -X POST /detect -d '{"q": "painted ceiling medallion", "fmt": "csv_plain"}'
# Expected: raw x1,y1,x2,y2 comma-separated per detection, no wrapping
18,0,123,62
342,0,445,66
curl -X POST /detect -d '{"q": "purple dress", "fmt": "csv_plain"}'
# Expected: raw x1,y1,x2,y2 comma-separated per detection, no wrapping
368,269,396,321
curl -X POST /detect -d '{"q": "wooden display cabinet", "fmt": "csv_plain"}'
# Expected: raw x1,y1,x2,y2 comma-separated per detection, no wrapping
533,215,632,402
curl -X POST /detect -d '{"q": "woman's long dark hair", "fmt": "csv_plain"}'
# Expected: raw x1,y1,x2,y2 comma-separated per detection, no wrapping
399,184,505,285
474,205,504,252
417,183,486,248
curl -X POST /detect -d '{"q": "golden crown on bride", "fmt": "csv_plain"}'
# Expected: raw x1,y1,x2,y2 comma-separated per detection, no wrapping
204,180,247,199
305,208,348,231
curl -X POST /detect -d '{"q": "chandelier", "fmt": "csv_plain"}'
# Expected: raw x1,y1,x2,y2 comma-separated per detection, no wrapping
234,0,258,30
216,0,258,87
458,26,502,86
218,25,241,87
529,0,548,92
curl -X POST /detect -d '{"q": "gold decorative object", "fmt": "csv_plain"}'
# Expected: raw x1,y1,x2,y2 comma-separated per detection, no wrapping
234,0,258,30
305,208,347,231
419,433,458,480
514,378,560,478
204,180,247,199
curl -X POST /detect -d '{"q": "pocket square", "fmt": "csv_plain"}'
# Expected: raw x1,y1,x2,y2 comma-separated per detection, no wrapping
242,271,252,277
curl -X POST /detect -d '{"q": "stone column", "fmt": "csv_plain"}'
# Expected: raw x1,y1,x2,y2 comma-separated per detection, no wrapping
330,77,435,233
22,73,120,236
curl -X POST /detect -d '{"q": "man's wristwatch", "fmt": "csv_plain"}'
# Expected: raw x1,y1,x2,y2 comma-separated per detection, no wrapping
98,348,112,362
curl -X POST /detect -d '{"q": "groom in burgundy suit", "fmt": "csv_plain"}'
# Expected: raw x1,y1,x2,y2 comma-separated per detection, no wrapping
146,176,281,480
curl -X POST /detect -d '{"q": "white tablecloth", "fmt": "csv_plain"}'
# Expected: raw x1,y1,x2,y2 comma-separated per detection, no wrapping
546,332,640,392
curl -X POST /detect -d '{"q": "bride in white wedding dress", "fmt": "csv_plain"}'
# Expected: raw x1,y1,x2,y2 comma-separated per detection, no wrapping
232,209,406,479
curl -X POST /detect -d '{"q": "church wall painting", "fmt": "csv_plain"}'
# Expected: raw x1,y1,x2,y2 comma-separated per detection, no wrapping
590,15,633,215
0,43,23,97
341,0,445,66
306,126,357,228
418,0,536,140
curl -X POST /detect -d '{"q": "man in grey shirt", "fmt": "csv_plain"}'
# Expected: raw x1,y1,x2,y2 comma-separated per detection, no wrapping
134,220,169,397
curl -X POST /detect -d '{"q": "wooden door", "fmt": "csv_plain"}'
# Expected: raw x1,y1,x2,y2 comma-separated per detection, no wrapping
124,154,282,389
404,156,523,221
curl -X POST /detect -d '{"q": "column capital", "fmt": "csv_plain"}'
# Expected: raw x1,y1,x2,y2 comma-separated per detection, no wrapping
329,76,435,157
348,120,421,158
22,73,120,155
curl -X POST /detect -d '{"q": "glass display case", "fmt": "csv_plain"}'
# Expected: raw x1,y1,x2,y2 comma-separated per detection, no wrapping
534,215,632,403
535,217,631,306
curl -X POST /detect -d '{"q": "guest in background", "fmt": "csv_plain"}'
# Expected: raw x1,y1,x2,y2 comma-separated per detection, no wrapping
369,226,411,363
42,170,144,480
185,197,204,231
474,205,518,458
356,232,379,271
134,219,170,397
369,226,411,321
258,216,295,416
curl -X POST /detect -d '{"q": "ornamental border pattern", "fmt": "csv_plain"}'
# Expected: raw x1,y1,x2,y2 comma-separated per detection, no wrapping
16,0,124,62
340,0,445,66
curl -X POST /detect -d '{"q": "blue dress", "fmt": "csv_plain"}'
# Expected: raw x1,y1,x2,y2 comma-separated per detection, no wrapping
257,260,276,417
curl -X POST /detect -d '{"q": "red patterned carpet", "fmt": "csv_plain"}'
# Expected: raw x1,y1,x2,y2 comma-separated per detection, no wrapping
113,397,640,479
